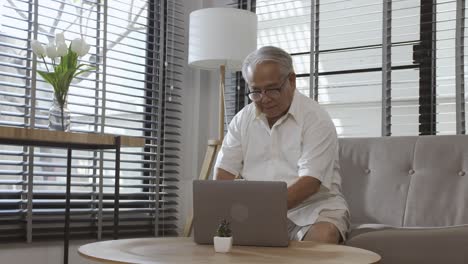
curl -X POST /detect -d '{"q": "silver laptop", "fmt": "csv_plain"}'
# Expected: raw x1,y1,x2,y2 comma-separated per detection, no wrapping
192,180,289,247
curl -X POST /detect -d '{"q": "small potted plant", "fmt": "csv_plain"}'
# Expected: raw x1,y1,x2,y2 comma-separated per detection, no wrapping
214,219,233,253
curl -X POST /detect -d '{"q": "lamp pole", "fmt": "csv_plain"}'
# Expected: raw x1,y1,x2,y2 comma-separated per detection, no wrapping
219,64,226,141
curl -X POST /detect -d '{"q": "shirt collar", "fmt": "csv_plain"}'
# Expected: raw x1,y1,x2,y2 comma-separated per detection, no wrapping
287,90,302,123
253,89,302,123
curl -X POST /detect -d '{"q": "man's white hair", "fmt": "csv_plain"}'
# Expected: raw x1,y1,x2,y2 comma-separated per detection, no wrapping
241,46,294,82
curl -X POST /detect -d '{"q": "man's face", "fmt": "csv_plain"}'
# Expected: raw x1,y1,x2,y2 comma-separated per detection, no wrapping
247,62,295,121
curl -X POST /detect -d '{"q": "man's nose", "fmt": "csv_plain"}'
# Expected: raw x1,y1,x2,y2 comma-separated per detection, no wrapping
261,94,272,103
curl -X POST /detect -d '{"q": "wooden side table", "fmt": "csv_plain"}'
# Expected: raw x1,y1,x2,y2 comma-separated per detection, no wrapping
78,237,381,264
0,126,145,264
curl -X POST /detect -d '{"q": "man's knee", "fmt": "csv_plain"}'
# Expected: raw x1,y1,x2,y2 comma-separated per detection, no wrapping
303,221,340,244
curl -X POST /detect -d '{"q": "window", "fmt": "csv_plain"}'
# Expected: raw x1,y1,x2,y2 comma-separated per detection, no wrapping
0,0,183,242
231,0,467,137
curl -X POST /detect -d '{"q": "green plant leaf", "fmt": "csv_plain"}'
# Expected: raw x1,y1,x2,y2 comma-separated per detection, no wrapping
76,64,89,70
74,66,96,78
216,219,232,237
37,71,57,87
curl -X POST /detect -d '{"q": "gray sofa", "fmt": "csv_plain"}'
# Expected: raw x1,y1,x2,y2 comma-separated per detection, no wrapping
339,135,468,264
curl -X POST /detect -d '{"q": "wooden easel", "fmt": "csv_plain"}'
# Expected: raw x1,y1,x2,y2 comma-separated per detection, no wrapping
183,65,226,237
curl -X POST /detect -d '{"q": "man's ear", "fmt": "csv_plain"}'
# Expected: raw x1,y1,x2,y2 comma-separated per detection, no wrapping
289,72,296,89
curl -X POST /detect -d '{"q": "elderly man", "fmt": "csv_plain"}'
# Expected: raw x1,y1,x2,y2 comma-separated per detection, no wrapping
213,46,350,244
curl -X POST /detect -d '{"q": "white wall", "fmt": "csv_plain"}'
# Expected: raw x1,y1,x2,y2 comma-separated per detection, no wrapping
177,0,224,235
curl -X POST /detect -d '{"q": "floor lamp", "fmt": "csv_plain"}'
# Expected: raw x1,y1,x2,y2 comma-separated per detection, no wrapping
183,7,257,237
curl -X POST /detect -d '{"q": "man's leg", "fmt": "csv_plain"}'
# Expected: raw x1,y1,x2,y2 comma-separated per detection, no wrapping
302,209,350,244
303,221,340,244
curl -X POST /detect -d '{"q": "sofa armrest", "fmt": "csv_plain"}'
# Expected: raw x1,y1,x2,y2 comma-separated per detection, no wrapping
346,225,468,264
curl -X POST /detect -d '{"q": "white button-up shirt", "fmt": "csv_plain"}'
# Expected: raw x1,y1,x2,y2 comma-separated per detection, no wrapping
214,90,349,227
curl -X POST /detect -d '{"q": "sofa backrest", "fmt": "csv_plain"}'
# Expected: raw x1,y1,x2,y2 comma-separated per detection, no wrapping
339,135,468,228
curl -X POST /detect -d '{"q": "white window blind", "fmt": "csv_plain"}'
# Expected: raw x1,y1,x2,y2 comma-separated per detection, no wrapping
0,0,183,242
316,0,384,137
232,0,467,137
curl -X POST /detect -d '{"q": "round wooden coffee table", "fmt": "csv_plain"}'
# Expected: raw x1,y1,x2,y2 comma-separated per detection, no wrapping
79,237,381,264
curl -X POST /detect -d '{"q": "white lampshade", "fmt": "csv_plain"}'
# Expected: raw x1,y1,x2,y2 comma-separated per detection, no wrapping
188,8,257,71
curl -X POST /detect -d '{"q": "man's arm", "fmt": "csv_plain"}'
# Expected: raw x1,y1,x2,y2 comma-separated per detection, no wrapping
290,117,338,210
216,166,320,207
214,167,236,180
287,176,321,210
213,111,244,180
216,166,319,208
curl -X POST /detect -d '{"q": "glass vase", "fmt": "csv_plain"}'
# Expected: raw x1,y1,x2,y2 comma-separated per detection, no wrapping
48,97,71,132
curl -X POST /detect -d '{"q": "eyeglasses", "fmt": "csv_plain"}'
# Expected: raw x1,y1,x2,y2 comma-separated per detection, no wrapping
247,75,290,102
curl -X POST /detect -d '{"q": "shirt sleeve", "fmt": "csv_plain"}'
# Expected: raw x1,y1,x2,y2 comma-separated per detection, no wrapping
214,112,244,177
297,117,338,190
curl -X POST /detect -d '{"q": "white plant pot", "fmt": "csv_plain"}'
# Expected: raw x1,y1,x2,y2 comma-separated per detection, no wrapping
213,236,233,253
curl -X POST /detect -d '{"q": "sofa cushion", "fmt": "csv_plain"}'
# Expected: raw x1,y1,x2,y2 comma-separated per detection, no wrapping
347,223,395,240
339,137,416,227
404,135,468,227
346,224,468,264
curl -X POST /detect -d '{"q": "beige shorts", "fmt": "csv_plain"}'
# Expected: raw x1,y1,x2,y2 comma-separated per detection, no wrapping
287,209,350,242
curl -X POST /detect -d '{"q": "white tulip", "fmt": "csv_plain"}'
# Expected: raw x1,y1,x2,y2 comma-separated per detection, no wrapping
55,32,65,45
70,39,81,53
71,38,91,57
46,43,58,59
31,40,46,57
56,42,68,57
81,42,91,56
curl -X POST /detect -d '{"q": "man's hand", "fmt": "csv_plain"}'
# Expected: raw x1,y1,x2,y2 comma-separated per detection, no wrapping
214,168,236,180
287,176,321,210
215,169,320,209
